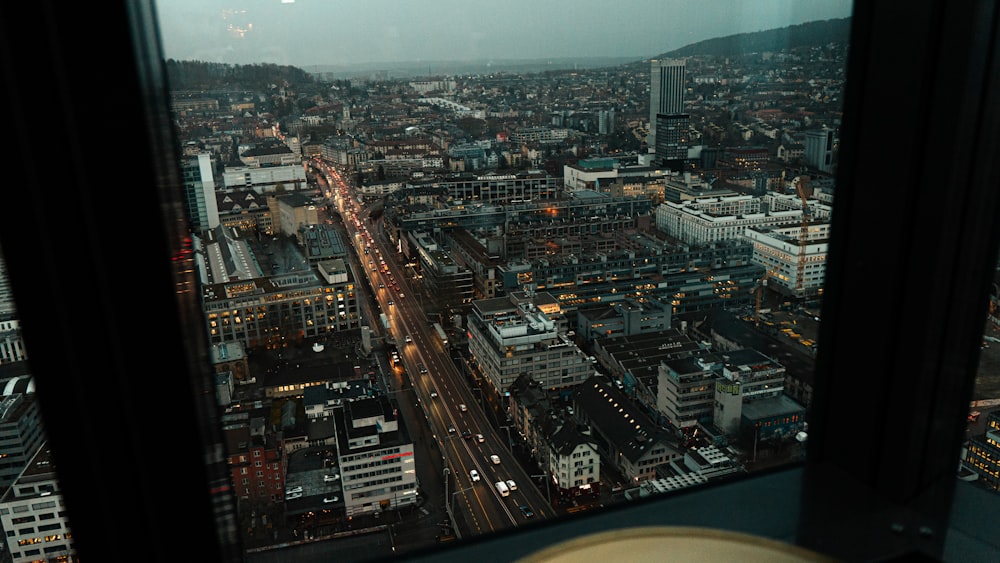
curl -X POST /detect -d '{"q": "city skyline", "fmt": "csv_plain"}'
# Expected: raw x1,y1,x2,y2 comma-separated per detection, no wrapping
155,0,854,69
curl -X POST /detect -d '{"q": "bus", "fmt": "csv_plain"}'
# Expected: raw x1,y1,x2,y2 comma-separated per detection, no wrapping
433,322,448,346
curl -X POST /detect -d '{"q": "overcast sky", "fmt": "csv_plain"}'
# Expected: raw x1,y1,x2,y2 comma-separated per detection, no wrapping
155,0,854,68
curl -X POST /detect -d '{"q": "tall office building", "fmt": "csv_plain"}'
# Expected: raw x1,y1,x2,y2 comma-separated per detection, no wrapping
647,59,686,149
804,127,835,174
181,152,220,231
654,113,692,171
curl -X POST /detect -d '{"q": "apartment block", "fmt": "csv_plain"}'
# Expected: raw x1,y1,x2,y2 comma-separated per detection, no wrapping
467,292,592,397
0,446,76,562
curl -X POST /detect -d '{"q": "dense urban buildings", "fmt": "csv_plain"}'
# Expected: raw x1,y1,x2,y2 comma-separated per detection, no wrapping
4,9,999,562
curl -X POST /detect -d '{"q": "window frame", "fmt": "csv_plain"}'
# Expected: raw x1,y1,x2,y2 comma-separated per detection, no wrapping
1,0,998,561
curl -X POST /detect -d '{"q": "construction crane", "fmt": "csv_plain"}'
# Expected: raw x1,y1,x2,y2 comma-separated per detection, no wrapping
754,269,773,328
794,176,814,296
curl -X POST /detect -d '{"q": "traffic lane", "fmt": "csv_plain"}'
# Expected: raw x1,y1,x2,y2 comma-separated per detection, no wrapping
443,428,516,535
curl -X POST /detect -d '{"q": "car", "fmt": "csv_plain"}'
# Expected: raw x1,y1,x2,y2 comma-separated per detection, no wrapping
285,485,302,494
506,479,517,491
447,425,455,433
462,430,472,440
470,469,480,482
323,496,339,503
404,334,412,343
458,404,467,412
378,283,385,288
387,300,394,306
490,454,501,465
419,364,427,374
519,505,535,518
430,390,438,398
476,433,485,443
285,492,303,500
323,474,339,482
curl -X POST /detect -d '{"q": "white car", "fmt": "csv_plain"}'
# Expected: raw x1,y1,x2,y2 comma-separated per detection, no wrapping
506,479,517,491
470,469,481,482
490,455,501,465
476,433,485,443
459,404,468,412
285,485,302,494
323,495,339,503
323,474,340,482
285,491,303,500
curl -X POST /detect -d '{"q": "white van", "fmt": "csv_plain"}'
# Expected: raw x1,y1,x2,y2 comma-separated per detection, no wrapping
495,481,510,497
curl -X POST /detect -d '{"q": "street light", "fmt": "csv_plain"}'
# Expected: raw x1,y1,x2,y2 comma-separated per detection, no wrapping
500,425,514,451
447,486,475,540
532,472,551,505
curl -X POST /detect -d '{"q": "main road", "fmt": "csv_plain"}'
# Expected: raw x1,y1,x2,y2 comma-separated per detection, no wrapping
319,162,554,540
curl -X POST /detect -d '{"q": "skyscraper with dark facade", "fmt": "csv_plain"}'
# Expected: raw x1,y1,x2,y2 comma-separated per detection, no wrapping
648,59,691,172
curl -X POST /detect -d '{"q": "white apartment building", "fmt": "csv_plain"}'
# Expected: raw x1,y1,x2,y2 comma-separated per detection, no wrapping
221,162,308,193
467,292,593,396
0,318,27,365
655,195,775,245
548,426,601,494
334,397,419,517
657,353,721,430
655,190,831,297
0,446,77,563
745,223,830,298
713,349,787,436
655,189,834,247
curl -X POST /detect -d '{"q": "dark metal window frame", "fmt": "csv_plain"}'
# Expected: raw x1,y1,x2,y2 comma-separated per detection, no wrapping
1,1,998,561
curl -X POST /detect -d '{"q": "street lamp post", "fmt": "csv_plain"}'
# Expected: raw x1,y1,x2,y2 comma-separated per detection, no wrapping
500,425,514,451
532,472,551,505
443,466,458,538
447,486,475,540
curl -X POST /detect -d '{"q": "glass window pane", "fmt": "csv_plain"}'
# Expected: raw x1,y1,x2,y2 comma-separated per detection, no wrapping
0,248,78,560
963,270,1000,491
150,0,860,557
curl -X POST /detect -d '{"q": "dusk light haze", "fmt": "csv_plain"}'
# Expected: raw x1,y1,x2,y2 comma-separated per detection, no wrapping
155,0,854,68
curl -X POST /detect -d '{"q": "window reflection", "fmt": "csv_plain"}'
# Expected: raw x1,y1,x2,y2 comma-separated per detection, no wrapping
0,249,78,562
151,1,863,556
963,271,1000,491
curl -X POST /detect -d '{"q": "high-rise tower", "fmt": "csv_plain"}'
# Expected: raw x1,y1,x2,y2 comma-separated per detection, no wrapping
181,152,220,231
647,59,686,149
804,127,835,174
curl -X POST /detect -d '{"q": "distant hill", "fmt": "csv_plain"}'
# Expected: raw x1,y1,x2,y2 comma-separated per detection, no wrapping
660,18,851,59
167,17,854,87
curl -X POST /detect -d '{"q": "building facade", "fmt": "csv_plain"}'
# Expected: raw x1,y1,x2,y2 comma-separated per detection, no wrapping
0,392,45,489
334,397,419,517
804,127,835,173
658,353,721,431
181,152,221,231
221,163,308,193
467,292,593,397
648,59,686,149
964,410,1000,492
0,446,77,562
712,349,791,437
